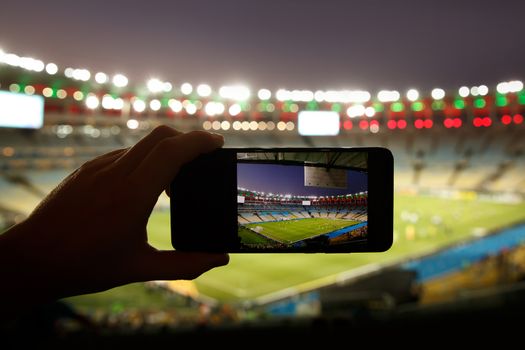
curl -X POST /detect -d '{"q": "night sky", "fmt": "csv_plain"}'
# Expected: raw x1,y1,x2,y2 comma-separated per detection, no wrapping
1,0,524,91
237,163,367,196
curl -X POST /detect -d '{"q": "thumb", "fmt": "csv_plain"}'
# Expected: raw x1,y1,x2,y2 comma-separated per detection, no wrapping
137,250,229,281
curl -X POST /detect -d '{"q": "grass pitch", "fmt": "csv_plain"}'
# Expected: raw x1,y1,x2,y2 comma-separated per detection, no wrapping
65,193,525,309
243,218,359,243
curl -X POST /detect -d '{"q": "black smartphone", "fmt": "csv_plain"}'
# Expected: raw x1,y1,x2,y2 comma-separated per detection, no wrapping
170,147,393,253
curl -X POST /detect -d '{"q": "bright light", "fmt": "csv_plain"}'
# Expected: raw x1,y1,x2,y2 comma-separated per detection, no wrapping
470,86,479,96
205,101,225,116
219,85,250,101
24,85,35,95
42,87,53,97
258,88,271,100
313,90,370,103
73,91,84,101
229,103,242,116
478,85,488,96
377,90,400,102
112,74,128,87
185,103,197,115
147,78,165,93
197,84,212,97
0,91,44,129
64,67,74,78
102,94,115,109
72,68,91,81
431,88,445,100
406,89,419,101
150,99,161,111
86,94,100,109
458,86,470,97
276,89,289,101
365,106,376,117
499,80,524,94
298,111,340,136
95,72,108,84
221,121,231,130
181,83,193,95
45,63,58,75
168,99,183,113
132,99,146,113
113,97,124,110
126,119,139,130
56,89,67,99
346,105,365,118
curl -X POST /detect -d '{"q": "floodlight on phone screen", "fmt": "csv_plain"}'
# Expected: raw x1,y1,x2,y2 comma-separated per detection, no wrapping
297,111,340,136
0,91,44,129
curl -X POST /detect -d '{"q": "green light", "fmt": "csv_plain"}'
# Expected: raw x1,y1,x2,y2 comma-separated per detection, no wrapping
431,101,445,110
282,102,290,112
411,101,424,112
518,91,525,105
331,103,341,112
391,102,404,112
306,100,318,110
454,99,465,109
495,95,508,107
257,102,266,112
373,102,384,112
474,98,486,109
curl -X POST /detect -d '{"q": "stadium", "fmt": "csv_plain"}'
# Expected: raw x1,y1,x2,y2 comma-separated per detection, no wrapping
1,3,525,342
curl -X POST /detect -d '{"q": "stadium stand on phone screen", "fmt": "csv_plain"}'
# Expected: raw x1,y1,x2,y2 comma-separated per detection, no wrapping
236,151,368,252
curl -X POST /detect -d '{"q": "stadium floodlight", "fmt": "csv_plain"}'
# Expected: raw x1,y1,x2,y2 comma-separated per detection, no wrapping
257,88,271,100
126,119,139,130
499,80,524,94
85,94,99,109
219,85,251,101
470,86,479,96
478,85,489,96
181,82,193,95
73,68,91,81
185,103,197,115
197,84,212,97
147,78,165,93
377,90,400,102
149,99,161,111
365,106,376,117
275,89,290,101
346,104,365,118
229,103,242,116
64,67,74,78
458,86,470,97
132,99,146,113
290,89,314,102
112,74,128,88
298,111,340,136
431,88,445,100
168,99,183,113
45,63,58,75
406,89,419,101
101,94,115,109
95,72,108,84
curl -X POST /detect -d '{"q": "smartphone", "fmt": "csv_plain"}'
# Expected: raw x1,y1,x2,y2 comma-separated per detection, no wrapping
170,147,393,253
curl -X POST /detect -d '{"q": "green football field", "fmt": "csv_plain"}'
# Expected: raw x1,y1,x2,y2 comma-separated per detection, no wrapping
243,218,359,243
66,193,525,309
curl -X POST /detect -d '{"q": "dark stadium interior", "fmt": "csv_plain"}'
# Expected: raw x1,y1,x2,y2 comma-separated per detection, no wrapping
2,0,525,345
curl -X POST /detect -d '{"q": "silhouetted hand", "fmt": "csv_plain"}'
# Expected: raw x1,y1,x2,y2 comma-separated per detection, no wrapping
0,126,229,316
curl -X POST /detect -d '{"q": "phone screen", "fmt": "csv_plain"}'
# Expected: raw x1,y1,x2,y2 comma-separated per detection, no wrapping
171,147,391,253
235,151,368,252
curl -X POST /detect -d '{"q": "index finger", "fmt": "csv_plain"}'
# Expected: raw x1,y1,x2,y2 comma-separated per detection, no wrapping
128,130,224,201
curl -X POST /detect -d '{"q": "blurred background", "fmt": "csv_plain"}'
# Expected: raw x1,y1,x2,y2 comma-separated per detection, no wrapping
1,0,525,343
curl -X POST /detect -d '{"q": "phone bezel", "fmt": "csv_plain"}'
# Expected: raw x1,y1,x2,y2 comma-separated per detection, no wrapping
170,147,393,253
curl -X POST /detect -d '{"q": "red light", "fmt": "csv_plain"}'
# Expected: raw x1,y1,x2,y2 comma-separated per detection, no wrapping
453,118,462,128
343,120,353,130
483,117,492,127
514,114,524,124
387,120,397,129
359,120,369,130
424,119,433,128
370,120,379,126
473,117,482,127
397,119,407,129
444,118,453,128
501,115,512,125
414,119,424,129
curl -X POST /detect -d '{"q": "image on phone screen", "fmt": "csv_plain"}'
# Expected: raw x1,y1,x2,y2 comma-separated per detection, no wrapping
236,151,368,252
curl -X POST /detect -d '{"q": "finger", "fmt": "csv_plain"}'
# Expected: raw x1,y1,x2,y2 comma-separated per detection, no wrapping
137,251,229,281
112,125,182,173
129,131,224,200
79,148,128,173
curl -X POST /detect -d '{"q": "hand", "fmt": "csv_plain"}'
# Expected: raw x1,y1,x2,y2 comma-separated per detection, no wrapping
0,126,229,314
